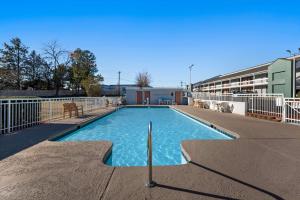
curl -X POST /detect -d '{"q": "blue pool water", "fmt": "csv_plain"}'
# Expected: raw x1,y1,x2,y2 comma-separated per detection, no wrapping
57,107,232,166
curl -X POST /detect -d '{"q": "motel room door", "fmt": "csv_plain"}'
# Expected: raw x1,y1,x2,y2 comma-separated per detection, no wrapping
175,91,182,105
144,91,150,104
136,91,143,104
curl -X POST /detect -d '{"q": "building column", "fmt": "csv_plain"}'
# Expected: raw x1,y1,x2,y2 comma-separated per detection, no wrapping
214,82,216,93
252,74,255,92
221,81,223,94
239,77,242,92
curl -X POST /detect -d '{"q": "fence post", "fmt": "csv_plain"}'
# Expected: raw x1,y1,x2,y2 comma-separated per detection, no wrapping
49,100,52,121
85,98,88,112
282,97,286,123
7,100,11,133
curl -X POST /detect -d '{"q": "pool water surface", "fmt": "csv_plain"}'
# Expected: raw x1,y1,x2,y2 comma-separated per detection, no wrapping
57,107,232,166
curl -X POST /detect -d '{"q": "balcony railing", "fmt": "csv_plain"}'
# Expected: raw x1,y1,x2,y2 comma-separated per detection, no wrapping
240,78,268,86
199,78,268,91
230,82,240,87
215,85,222,89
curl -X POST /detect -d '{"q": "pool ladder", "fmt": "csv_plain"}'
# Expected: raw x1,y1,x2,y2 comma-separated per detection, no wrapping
146,121,156,187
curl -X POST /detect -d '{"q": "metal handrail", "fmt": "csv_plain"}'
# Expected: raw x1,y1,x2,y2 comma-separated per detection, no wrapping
146,121,155,187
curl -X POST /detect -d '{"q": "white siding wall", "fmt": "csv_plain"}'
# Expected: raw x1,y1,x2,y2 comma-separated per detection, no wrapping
149,89,175,104
126,89,138,104
125,88,184,105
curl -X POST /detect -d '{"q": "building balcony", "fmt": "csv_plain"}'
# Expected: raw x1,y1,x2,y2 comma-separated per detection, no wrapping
240,77,268,87
215,85,222,89
253,77,268,85
230,82,240,87
222,83,230,88
199,78,268,92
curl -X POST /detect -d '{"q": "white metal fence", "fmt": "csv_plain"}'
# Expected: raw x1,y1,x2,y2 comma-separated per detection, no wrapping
234,94,284,119
192,93,235,102
283,98,300,124
192,92,300,125
0,97,121,134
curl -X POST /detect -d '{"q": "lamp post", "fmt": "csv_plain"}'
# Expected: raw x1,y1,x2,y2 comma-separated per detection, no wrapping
286,50,297,98
188,64,194,92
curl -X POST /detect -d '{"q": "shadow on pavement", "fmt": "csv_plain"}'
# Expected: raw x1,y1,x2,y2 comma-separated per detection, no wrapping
155,183,240,200
190,161,284,200
0,123,74,160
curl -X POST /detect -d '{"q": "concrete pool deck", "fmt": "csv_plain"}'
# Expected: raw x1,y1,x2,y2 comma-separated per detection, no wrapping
0,106,300,199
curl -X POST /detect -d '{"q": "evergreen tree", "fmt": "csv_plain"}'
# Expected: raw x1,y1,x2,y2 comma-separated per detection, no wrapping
24,50,46,89
81,75,103,97
0,37,28,89
70,48,100,94
0,68,16,89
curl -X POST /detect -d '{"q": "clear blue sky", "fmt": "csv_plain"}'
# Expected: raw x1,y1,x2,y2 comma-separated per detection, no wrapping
1,0,300,87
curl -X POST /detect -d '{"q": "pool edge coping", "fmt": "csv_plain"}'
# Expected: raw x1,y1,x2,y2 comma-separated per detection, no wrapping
171,106,240,139
48,108,119,141
49,105,240,168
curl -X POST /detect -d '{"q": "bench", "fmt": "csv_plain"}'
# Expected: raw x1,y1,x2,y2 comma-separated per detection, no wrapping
63,103,84,118
193,100,209,109
246,112,281,122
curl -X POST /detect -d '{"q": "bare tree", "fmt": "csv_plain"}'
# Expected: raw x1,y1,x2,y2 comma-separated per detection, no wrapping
43,41,69,96
41,61,53,90
136,72,151,88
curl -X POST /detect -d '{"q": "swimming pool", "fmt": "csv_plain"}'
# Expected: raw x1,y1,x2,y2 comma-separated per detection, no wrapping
57,107,232,166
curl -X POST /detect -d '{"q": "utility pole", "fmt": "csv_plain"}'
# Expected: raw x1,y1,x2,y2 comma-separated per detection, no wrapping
118,71,121,96
180,81,187,89
286,50,298,98
188,64,194,92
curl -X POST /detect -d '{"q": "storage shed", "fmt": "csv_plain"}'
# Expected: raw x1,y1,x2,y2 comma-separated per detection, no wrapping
125,87,186,105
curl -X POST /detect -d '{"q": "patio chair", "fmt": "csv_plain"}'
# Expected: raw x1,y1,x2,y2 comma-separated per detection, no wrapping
63,103,84,118
193,99,200,107
203,102,210,109
194,100,205,108
220,102,232,113
211,101,218,111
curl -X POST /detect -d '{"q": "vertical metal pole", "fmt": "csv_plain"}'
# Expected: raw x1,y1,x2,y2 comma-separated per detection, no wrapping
49,100,52,121
189,68,192,92
189,64,194,92
282,97,286,123
7,100,11,133
146,121,155,187
293,56,296,98
85,98,88,112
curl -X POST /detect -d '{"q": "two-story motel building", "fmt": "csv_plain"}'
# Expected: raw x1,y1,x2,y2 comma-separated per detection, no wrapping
193,55,300,97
